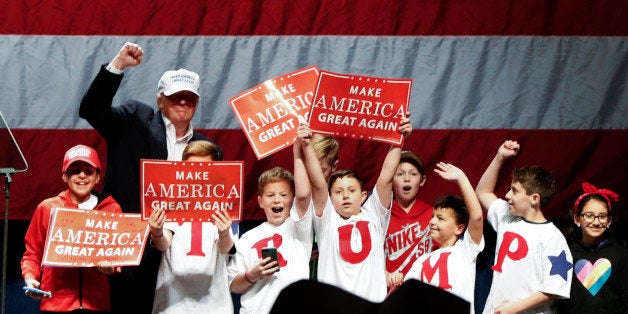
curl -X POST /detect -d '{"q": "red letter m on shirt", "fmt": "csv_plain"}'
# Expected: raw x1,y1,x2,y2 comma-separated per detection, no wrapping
421,252,452,289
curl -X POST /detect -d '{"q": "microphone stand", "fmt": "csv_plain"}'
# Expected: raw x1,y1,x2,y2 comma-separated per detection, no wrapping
1,171,12,314
0,110,28,314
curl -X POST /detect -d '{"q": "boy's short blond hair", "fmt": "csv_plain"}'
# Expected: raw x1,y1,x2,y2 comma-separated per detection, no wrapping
513,166,555,208
257,167,295,196
182,140,220,161
311,134,339,165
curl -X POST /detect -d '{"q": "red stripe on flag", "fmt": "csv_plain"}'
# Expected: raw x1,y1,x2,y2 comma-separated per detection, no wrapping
4,129,626,221
2,0,627,35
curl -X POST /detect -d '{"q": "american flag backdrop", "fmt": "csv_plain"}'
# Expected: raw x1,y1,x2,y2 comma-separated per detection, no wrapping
1,0,627,223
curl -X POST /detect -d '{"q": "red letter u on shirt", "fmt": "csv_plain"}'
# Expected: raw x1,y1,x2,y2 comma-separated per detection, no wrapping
338,221,371,264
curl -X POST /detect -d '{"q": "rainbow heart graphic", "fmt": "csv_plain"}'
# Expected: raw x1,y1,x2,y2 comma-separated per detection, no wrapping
575,258,611,296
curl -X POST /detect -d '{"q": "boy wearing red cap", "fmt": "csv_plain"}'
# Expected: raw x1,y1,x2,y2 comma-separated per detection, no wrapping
21,144,122,313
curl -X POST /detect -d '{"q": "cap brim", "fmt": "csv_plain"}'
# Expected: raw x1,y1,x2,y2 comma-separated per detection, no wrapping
63,158,100,173
163,87,200,97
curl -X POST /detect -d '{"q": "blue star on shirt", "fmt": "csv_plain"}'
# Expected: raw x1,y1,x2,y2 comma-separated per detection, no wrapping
548,250,573,281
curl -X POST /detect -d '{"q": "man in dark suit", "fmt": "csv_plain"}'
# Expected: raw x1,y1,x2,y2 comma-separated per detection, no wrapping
79,42,222,314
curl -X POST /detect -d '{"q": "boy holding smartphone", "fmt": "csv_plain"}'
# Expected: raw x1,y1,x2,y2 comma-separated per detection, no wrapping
227,137,314,313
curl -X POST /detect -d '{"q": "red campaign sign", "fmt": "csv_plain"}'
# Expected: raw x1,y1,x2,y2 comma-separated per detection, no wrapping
42,208,150,267
140,159,243,222
309,70,412,145
230,65,320,159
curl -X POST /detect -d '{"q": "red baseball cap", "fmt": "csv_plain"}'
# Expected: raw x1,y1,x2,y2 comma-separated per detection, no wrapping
62,145,101,174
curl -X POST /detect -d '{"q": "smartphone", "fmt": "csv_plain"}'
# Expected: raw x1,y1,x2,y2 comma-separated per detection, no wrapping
23,286,52,298
261,247,279,272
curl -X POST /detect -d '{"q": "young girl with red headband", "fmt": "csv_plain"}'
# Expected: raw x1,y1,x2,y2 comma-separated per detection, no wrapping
558,182,627,314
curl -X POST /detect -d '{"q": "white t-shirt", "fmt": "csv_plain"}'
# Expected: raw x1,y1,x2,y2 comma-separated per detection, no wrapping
227,204,313,314
152,221,235,314
482,199,573,314
406,229,484,313
314,188,391,302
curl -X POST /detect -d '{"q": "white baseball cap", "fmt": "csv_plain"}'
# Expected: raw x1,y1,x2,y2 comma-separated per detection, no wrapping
157,69,200,96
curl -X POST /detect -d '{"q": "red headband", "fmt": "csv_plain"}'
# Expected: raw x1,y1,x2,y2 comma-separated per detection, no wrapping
574,182,619,212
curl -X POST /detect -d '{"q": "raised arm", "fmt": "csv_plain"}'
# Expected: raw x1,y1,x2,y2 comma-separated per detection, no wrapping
376,145,401,209
108,42,144,71
475,140,520,210
78,42,145,136
435,162,483,245
298,123,329,217
375,114,412,208
293,139,311,218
